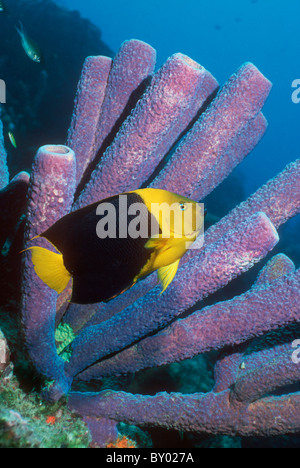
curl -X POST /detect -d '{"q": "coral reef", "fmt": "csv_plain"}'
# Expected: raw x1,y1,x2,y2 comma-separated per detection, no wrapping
1,37,300,447
0,364,90,448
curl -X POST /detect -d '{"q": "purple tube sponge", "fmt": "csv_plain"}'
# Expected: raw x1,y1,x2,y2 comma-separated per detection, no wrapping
63,273,156,333
92,39,157,156
150,62,272,199
67,55,112,186
62,63,273,333
78,156,300,335
68,255,300,439
68,249,300,438
74,53,218,208
206,159,300,240
252,252,296,287
226,249,299,403
213,253,296,393
21,145,76,394
82,268,300,380
68,389,300,437
65,211,279,381
231,338,300,403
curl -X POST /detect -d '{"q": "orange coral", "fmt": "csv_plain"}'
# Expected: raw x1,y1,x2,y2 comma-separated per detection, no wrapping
107,435,136,448
46,416,56,425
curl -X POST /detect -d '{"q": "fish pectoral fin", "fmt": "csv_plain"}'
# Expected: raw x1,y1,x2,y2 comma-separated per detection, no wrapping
157,259,180,294
26,246,71,294
145,236,167,250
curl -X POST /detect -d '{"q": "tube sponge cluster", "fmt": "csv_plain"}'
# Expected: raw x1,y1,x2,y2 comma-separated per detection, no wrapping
68,253,300,438
1,39,299,445
20,145,76,396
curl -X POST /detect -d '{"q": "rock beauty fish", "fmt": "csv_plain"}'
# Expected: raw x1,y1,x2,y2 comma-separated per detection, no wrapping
25,188,203,304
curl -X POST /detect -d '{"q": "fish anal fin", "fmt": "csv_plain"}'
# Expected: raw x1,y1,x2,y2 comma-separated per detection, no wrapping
26,246,71,294
29,235,41,241
158,259,180,294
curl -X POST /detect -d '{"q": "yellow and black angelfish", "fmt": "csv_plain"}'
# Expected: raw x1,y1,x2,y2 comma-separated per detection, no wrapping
25,188,204,304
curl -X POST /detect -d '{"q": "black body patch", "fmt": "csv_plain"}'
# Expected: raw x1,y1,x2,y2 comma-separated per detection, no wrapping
42,193,160,304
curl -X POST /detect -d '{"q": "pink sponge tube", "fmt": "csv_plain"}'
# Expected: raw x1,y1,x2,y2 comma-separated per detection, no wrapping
66,211,279,381
67,55,112,185
74,53,218,208
92,39,157,158
21,145,76,394
150,62,272,199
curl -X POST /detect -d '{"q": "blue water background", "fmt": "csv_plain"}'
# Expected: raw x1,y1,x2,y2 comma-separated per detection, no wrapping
56,0,299,199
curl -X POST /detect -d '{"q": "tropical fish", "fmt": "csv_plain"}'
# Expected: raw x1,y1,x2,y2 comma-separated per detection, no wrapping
8,132,17,149
0,0,8,13
15,21,42,63
25,189,204,304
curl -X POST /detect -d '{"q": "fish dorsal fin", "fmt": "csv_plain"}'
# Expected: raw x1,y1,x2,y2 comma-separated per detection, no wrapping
26,246,71,294
157,259,180,294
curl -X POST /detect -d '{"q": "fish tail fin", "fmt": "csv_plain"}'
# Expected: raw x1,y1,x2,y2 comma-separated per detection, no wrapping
24,246,71,294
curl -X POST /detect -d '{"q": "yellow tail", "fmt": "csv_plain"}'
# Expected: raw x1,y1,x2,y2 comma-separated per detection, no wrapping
25,246,71,294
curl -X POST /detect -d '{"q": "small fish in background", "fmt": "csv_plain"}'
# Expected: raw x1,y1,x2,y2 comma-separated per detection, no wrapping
15,21,42,63
0,0,7,13
24,189,204,304
8,131,17,149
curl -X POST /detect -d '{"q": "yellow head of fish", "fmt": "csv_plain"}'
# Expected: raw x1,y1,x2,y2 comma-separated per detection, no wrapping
133,188,204,292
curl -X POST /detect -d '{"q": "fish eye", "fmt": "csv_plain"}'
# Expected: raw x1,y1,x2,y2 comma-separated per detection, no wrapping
179,203,186,211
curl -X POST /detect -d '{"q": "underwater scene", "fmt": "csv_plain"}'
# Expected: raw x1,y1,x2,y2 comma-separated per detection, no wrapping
0,0,300,450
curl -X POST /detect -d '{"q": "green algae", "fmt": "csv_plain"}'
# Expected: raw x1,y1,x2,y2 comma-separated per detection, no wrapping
55,323,76,363
0,365,90,448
